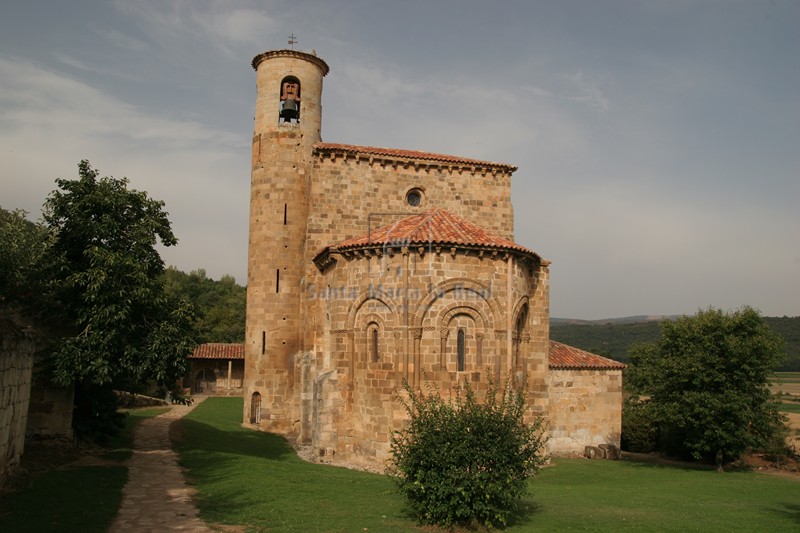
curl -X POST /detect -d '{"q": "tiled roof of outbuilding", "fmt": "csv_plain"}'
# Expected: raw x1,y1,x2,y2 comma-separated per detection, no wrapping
327,208,541,260
314,143,517,172
548,341,626,370
189,343,244,360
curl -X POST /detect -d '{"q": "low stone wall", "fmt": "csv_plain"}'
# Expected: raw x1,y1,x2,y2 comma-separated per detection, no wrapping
0,321,35,487
25,373,74,440
115,392,169,409
547,368,623,454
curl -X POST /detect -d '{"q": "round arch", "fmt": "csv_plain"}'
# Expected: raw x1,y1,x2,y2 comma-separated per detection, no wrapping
411,277,500,330
346,287,400,332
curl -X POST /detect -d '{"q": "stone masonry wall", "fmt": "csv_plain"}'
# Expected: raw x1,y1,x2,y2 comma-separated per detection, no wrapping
0,321,35,487
304,154,515,264
547,368,623,454
302,249,546,467
25,371,74,439
245,50,326,433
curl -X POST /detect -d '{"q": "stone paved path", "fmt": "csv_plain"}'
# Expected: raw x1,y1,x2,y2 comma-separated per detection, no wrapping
109,398,214,532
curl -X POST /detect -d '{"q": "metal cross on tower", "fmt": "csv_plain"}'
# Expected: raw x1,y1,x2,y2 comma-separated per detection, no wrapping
288,34,298,49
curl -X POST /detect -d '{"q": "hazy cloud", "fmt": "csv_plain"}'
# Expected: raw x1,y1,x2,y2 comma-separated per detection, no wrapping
1,1,798,317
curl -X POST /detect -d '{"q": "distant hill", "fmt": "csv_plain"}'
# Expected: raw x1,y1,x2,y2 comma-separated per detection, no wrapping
550,315,677,326
550,315,800,371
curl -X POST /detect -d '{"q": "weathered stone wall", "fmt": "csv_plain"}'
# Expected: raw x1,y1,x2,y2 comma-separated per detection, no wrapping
244,50,327,432
301,249,546,467
547,368,623,454
304,155,515,262
0,321,35,487
25,371,74,439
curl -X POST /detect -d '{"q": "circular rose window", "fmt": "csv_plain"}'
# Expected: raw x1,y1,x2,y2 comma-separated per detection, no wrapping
406,188,423,207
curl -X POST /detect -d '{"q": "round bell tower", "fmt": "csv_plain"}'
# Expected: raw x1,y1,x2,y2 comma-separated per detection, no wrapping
244,50,329,431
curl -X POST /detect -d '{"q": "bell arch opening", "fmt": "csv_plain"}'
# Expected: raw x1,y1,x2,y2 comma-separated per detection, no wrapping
279,76,301,124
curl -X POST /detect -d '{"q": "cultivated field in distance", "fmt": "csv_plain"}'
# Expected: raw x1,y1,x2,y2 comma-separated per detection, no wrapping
772,372,800,453
772,372,800,399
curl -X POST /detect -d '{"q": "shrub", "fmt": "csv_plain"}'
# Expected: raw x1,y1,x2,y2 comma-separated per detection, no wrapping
620,396,658,453
389,375,546,528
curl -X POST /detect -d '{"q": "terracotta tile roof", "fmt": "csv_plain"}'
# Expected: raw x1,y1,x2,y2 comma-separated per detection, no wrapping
314,143,517,172
329,209,539,259
548,341,626,370
189,343,244,360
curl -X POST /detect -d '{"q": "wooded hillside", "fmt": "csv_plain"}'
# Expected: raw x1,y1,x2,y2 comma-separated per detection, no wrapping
550,316,800,371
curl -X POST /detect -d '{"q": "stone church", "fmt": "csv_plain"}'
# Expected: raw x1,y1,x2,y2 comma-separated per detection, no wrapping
243,49,624,468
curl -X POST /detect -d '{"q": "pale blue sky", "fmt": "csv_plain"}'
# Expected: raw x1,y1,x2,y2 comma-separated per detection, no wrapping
1,0,798,319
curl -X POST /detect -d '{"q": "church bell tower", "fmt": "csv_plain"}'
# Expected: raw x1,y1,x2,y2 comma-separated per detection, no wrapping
244,50,329,431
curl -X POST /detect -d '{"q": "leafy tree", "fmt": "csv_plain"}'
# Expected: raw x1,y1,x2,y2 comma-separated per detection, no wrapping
162,267,245,343
626,307,787,470
38,160,197,439
0,207,50,315
390,376,546,528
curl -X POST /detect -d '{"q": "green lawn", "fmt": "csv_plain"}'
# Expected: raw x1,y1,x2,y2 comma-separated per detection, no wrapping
773,372,800,382
533,460,800,531
178,398,800,532
0,406,168,533
175,398,410,531
780,402,800,414
0,466,127,533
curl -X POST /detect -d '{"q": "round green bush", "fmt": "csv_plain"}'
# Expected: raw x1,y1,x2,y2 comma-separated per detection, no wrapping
389,376,546,528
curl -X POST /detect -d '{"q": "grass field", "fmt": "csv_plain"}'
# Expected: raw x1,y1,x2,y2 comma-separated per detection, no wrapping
780,403,800,415
177,398,800,532
772,372,800,384
772,372,800,416
771,373,800,418
0,406,168,533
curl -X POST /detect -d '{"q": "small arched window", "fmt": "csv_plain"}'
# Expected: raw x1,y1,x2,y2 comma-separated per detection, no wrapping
279,76,301,124
457,328,466,372
250,392,262,424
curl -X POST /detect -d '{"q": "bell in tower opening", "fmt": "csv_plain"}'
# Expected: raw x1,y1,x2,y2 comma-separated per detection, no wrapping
279,78,301,123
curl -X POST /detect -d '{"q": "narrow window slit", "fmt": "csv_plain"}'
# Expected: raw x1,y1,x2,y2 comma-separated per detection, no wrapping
371,328,379,362
457,328,466,372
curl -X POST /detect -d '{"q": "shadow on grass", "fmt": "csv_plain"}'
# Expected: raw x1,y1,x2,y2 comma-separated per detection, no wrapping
0,466,127,533
176,399,547,531
387,499,540,532
504,498,540,529
176,433,410,531
172,417,296,462
768,502,800,525
617,453,718,472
